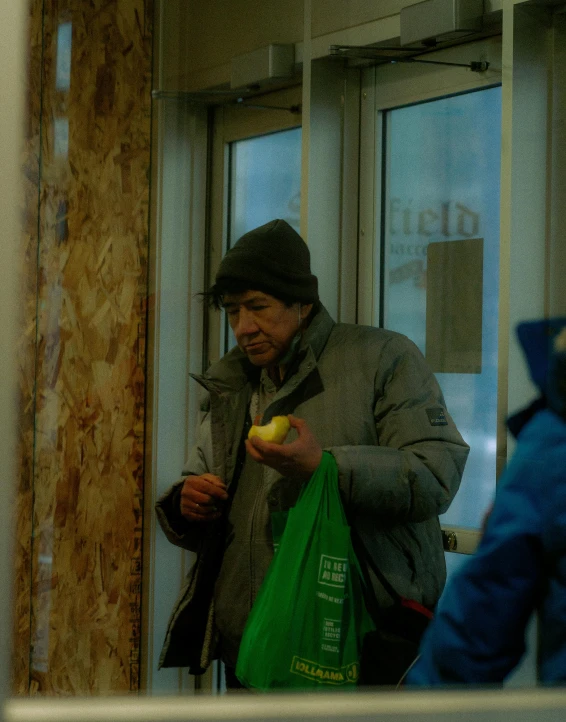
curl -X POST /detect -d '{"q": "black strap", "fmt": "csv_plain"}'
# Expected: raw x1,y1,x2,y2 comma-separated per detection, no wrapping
231,411,252,491
350,528,403,610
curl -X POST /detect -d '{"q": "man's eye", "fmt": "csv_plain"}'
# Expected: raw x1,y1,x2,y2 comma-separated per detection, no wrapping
251,305,267,311
226,309,238,317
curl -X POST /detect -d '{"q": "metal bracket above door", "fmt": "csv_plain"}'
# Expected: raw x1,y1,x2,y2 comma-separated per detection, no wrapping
329,46,490,72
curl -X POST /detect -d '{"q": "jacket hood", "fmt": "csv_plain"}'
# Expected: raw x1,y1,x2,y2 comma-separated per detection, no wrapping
516,317,566,395
508,317,566,436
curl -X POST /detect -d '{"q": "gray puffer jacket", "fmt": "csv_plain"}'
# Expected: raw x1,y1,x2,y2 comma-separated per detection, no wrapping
156,305,469,672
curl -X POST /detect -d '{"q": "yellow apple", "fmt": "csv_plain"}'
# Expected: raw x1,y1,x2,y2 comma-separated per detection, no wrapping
248,415,291,444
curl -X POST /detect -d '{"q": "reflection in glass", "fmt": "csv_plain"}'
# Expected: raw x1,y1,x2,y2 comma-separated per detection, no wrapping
382,87,502,530
53,118,69,158
55,23,72,92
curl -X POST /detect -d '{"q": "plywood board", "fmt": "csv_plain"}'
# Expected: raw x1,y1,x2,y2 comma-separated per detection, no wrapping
14,0,153,695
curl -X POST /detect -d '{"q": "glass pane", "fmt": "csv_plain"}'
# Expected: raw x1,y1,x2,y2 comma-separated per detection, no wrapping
224,127,302,351
381,87,502,530
229,127,302,241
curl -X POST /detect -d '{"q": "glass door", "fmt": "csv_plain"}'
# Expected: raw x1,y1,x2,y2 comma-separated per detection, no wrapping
382,86,502,570
228,127,302,241
359,37,503,572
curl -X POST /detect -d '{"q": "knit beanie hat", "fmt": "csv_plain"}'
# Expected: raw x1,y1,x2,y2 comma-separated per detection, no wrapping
214,219,319,303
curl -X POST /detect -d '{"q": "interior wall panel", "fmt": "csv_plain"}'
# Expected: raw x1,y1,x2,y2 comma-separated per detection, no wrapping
311,0,406,39
163,0,303,91
310,0,503,40
14,0,153,695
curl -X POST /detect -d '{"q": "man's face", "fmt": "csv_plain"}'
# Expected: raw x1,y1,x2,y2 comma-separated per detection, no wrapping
223,290,312,368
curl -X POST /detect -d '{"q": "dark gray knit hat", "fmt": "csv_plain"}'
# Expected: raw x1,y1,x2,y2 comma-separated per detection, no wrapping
215,219,319,303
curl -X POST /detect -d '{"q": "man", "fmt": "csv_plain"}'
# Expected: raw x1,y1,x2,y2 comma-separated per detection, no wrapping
156,218,469,688
407,319,566,685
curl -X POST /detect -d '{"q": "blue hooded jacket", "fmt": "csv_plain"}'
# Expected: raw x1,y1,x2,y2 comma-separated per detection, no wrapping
407,317,566,685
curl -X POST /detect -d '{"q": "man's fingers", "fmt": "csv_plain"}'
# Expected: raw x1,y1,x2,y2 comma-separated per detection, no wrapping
183,508,222,523
246,437,291,461
287,414,306,430
179,475,229,524
248,436,279,453
182,502,215,517
180,491,223,522
183,488,221,507
198,474,228,496
201,473,227,489
183,476,229,501
245,415,322,481
245,438,263,462
189,499,218,513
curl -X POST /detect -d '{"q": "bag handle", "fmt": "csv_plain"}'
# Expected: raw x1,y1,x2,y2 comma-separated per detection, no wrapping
297,452,348,524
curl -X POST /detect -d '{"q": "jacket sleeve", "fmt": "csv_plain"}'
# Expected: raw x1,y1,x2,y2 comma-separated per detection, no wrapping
330,334,469,523
406,448,545,685
155,390,214,553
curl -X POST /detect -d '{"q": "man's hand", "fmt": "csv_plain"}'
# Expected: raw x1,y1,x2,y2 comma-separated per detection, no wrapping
245,415,322,480
180,473,229,522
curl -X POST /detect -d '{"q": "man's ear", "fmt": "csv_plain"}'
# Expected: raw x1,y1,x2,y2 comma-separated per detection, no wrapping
300,303,313,321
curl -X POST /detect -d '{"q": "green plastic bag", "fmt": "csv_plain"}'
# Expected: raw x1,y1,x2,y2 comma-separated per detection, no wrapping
235,452,375,690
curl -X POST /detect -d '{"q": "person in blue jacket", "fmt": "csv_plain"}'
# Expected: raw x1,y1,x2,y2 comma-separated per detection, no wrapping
407,317,566,686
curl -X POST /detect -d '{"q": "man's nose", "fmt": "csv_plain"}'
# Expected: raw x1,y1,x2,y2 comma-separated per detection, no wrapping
234,307,258,337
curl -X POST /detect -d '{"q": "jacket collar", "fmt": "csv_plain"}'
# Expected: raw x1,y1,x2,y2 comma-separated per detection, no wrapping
299,303,335,361
193,303,336,395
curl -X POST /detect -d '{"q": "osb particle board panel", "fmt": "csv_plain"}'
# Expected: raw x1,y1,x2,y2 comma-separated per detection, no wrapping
24,0,153,695
12,0,44,695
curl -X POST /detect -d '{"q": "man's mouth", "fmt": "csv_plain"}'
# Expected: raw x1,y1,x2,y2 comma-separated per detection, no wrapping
245,342,268,354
